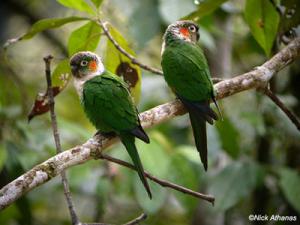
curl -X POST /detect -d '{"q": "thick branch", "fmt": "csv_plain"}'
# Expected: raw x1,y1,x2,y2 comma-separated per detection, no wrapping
0,37,299,211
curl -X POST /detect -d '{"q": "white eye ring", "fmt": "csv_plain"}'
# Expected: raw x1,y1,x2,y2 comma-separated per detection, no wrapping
80,60,88,66
188,25,196,32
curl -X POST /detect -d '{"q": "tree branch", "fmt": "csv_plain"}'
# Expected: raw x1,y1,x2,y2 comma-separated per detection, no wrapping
3,0,68,56
263,88,300,131
81,213,147,225
99,154,215,203
0,37,299,211
44,55,80,224
123,213,147,225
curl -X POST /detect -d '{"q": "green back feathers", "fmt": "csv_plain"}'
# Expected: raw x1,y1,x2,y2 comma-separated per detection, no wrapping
82,71,138,133
162,40,213,101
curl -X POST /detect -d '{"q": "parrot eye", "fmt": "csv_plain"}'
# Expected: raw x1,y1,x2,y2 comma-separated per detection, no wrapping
80,60,88,66
188,25,197,32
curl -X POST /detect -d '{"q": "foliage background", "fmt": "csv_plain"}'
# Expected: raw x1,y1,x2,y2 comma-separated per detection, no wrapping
0,0,300,224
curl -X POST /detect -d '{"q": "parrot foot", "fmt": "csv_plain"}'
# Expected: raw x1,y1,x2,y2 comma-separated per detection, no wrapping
94,130,116,138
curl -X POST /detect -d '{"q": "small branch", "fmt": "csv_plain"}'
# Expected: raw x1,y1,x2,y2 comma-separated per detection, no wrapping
0,37,300,211
99,154,214,204
82,223,111,225
44,55,79,225
123,213,147,225
96,19,163,75
263,88,300,131
81,213,147,225
3,0,68,56
214,37,300,100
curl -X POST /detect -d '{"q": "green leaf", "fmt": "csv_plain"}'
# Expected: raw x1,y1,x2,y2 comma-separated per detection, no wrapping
176,145,201,165
91,0,103,8
209,161,262,211
0,143,7,171
134,181,167,214
159,0,197,24
67,21,102,56
167,148,200,213
24,17,87,40
57,0,95,14
216,116,240,158
4,17,88,48
183,0,228,21
136,132,170,179
134,132,170,213
51,59,72,88
129,0,161,47
244,0,280,56
104,24,141,103
279,168,300,213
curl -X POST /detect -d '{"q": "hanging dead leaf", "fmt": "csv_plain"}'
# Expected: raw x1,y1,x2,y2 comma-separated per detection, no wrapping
27,59,71,122
28,87,60,122
116,62,138,90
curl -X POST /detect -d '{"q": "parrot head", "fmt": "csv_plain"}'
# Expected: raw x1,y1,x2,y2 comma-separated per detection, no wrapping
70,51,104,78
163,20,200,44
70,51,105,96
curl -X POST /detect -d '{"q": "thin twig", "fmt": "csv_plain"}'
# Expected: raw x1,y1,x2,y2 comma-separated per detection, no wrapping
82,223,112,225
99,154,215,204
96,19,163,75
263,88,300,131
123,213,147,225
81,213,147,225
44,55,80,225
3,0,68,55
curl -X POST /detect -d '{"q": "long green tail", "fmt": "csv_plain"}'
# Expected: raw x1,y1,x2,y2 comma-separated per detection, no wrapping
189,112,208,170
120,132,152,199
177,95,218,171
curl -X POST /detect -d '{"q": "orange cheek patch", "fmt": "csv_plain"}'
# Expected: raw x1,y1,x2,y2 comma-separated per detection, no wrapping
89,60,97,72
179,28,190,37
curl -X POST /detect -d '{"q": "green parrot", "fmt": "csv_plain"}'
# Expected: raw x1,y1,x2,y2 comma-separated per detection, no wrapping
161,21,221,171
70,51,152,198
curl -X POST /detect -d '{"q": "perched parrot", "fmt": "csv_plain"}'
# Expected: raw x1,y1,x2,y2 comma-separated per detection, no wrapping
161,21,221,171
69,51,152,198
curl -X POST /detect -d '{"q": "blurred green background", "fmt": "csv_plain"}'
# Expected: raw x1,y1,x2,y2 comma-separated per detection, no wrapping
0,0,300,224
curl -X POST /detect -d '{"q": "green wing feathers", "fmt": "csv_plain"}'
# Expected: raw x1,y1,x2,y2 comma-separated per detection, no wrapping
162,41,214,102
82,71,151,197
82,71,138,132
120,132,152,198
